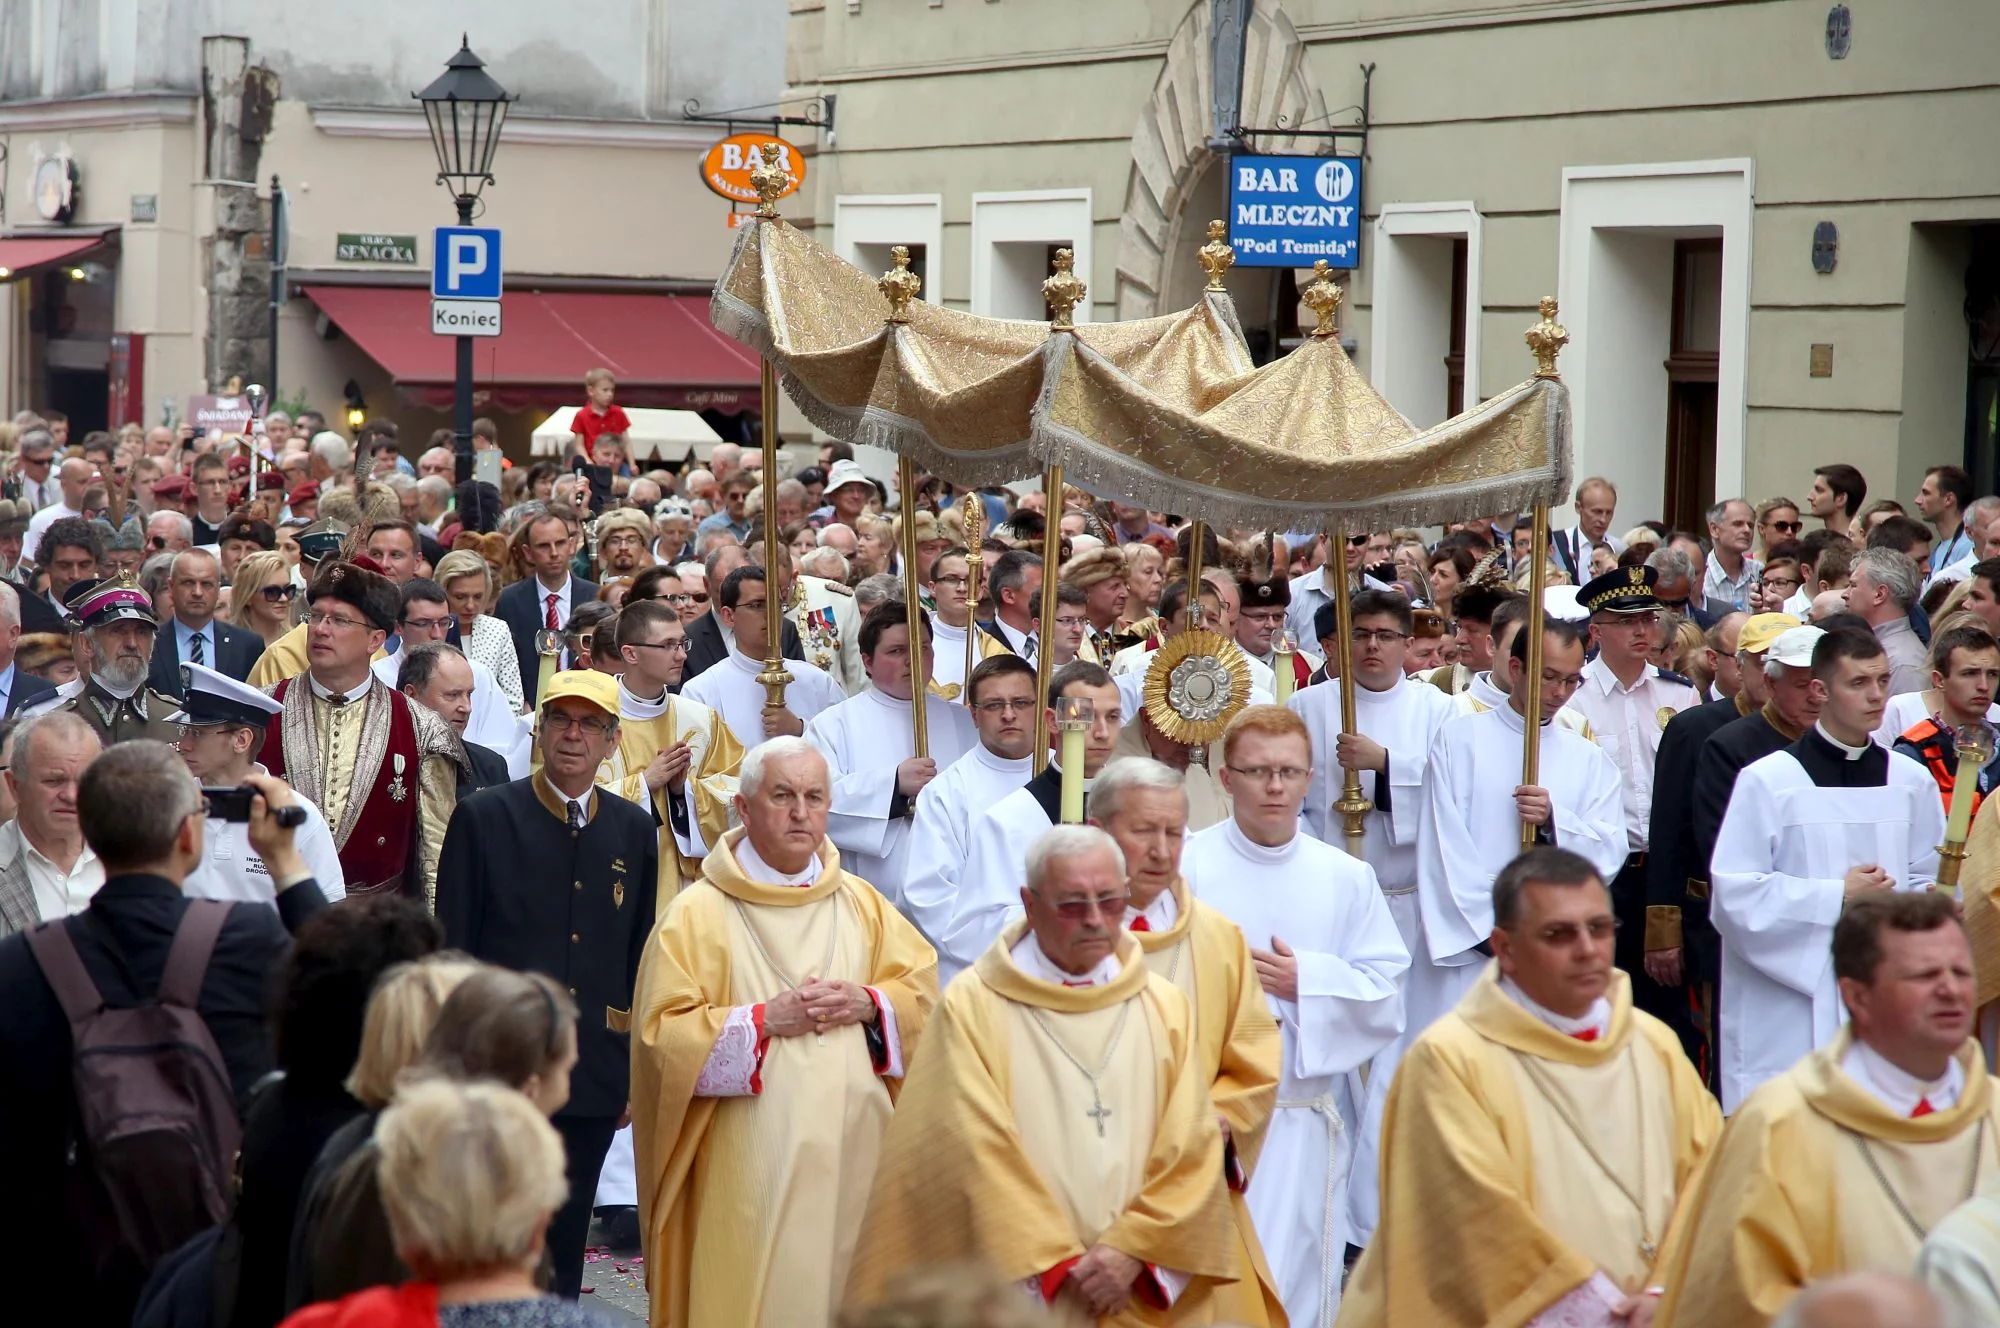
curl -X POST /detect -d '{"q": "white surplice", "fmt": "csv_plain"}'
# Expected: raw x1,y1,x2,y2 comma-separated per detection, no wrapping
679,647,845,753
1709,742,1944,1113
929,618,971,696
1289,674,1455,1252
1414,705,1625,1036
941,773,1067,980
1453,668,1597,740
1184,818,1409,1328
903,742,1032,977
805,687,976,917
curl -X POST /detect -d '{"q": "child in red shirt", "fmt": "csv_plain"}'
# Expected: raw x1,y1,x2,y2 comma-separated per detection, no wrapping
569,367,631,461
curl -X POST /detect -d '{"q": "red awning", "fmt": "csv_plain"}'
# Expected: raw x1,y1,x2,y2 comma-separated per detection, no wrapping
301,285,760,413
0,234,109,279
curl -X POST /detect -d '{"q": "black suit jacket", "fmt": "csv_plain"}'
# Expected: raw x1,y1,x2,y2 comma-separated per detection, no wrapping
493,576,600,707
148,617,268,697
680,608,805,685
0,874,313,1325
460,740,512,799
435,780,657,1117
4,667,54,716
16,587,64,637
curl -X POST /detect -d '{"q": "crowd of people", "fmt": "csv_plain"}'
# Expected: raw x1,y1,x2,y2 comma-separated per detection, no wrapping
5,373,2000,1328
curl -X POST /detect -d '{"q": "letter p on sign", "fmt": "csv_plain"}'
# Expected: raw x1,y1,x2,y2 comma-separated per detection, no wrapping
431,226,504,300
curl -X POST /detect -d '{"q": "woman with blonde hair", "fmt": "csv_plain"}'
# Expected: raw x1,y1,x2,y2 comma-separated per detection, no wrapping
228,549,297,647
287,968,582,1312
1120,539,1165,623
434,548,525,713
280,1078,600,1328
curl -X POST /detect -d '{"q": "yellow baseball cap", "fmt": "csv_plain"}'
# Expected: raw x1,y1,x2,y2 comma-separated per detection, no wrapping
540,669,621,718
1737,612,1802,657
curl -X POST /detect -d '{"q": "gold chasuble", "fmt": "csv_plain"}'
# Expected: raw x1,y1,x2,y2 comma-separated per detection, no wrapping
1132,878,1285,1328
1339,966,1720,1328
846,919,1241,1325
627,829,937,1328
595,693,743,898
1654,1029,2000,1328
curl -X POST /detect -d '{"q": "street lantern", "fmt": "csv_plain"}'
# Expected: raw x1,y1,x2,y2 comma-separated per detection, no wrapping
414,35,513,225
415,36,513,487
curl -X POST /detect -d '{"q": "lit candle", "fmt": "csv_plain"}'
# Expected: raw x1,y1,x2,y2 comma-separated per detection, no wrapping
1057,695,1092,825
1273,629,1298,706
536,628,562,713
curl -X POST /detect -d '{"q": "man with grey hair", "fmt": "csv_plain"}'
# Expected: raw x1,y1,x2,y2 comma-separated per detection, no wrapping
0,582,55,716
413,474,453,538
851,821,1239,1319
626,734,934,1328
818,520,860,561
1646,545,1700,616
0,712,102,933
799,545,849,584
14,425,59,510
1703,497,1762,614
309,431,355,486
1842,546,1926,695
853,573,902,618
146,509,193,556
41,580,180,746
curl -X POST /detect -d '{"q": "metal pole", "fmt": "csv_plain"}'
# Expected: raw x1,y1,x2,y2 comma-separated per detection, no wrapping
453,193,476,487
1329,515,1373,858
961,490,985,691
757,358,790,710
899,454,929,758
1519,503,1551,849
268,174,282,415
1031,465,1064,774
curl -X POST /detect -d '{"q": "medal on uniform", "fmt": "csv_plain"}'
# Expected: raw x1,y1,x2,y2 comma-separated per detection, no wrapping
389,753,407,802
613,879,625,909
1656,706,1675,731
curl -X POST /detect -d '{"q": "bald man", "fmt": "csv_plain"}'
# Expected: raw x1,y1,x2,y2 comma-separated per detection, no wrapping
1772,1272,1945,1328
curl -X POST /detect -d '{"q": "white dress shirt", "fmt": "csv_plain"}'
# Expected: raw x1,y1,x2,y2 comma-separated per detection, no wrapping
1564,655,1699,851
1008,928,1121,987
1843,1037,1963,1116
1499,973,1611,1041
5,820,104,922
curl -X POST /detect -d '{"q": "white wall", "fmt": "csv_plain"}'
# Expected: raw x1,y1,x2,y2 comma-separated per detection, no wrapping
970,190,1093,324
1371,202,1482,429
833,195,945,303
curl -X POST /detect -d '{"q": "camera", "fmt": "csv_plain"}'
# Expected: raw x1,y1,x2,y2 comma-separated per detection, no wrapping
202,785,308,829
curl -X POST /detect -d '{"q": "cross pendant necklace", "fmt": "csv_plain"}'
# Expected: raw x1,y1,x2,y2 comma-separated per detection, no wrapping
1026,1001,1134,1139
732,892,843,1045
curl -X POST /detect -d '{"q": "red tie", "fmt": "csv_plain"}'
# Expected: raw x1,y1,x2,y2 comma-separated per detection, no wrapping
1061,978,1093,988
1129,917,1151,932
545,592,561,631
1912,1097,1936,1119
1571,1028,1599,1043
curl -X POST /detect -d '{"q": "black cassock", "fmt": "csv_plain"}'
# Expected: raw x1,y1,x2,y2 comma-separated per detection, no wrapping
434,773,659,1299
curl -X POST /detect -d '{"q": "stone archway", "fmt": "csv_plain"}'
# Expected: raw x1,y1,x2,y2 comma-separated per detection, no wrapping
1113,1,1329,322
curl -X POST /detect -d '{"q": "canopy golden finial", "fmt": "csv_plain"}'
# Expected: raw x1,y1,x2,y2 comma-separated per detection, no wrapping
1302,259,1344,338
1198,220,1235,291
1526,296,1569,379
749,144,794,219
1042,248,1087,329
878,245,922,323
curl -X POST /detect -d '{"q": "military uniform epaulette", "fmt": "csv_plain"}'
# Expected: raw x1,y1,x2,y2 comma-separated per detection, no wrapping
820,579,853,597
1655,668,1695,687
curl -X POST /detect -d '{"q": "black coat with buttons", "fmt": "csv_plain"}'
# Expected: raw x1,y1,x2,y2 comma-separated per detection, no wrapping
434,774,659,1118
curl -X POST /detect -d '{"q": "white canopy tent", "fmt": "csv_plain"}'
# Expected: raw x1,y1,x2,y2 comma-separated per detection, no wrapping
529,406,724,462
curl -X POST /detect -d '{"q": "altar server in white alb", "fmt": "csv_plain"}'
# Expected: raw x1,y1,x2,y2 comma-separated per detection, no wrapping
901,653,1037,957
1709,623,1945,1113
681,564,844,751
1415,613,1625,1039
806,600,975,918
942,661,1124,978
1183,704,1409,1328
1288,589,1455,1250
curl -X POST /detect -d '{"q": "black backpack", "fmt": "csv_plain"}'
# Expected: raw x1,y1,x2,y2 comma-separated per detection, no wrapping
27,900,243,1283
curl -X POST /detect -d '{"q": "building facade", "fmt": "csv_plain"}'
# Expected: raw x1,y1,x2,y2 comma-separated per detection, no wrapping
788,0,2000,526
0,0,786,456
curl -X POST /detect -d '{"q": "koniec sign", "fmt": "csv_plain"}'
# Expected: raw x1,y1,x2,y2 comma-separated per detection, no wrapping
1227,155,1362,268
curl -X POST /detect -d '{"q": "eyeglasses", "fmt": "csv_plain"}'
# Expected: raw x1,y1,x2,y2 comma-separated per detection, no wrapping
972,697,1033,715
627,638,690,655
1541,669,1587,691
401,615,453,634
1053,615,1089,631
1044,891,1130,921
1351,628,1408,646
934,574,969,588
656,592,695,606
1226,764,1311,784
542,710,615,737
308,610,371,632
1346,534,1369,548
258,584,297,603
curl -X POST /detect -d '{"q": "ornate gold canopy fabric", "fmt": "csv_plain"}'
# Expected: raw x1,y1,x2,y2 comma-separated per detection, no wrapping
709,217,1256,489
709,215,1572,531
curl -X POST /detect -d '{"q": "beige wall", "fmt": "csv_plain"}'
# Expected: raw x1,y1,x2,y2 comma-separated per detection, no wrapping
792,0,2000,518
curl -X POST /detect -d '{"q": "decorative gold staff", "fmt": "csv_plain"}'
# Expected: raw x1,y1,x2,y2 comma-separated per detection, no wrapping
750,148,795,716
878,246,930,757
1519,296,1568,848
961,490,986,689
1032,249,1086,777
1939,722,1998,893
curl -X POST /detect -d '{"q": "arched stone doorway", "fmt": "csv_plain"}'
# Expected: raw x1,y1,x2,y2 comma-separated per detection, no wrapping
1114,1,1328,361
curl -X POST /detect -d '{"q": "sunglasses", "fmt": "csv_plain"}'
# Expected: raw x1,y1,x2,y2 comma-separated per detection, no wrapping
1767,520,1803,534
258,584,297,603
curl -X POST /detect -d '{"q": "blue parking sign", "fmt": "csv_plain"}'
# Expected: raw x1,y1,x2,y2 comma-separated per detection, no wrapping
432,227,503,300
1227,156,1361,269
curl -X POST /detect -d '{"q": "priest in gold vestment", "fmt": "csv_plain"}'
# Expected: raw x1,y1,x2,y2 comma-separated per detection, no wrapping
846,824,1240,1324
1655,891,2000,1328
1339,846,1720,1328
627,737,937,1328
1093,756,1285,1327
594,599,742,896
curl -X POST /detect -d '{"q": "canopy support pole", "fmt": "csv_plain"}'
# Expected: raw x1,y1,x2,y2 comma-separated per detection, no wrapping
1032,466,1064,775
1519,503,1550,849
899,455,929,758
756,357,790,713
1328,515,1373,859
